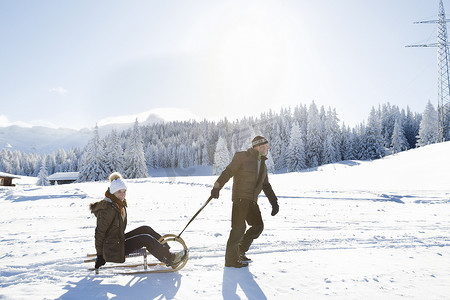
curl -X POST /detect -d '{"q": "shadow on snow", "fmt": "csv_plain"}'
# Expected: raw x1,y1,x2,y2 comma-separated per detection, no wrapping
57,273,182,300
222,267,267,300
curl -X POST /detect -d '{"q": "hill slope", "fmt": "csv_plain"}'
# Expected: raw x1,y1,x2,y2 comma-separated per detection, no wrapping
0,142,449,299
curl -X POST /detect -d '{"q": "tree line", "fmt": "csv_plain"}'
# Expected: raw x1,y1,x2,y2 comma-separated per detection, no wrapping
0,101,440,182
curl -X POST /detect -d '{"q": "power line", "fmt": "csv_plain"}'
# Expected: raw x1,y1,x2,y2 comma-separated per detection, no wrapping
407,0,450,142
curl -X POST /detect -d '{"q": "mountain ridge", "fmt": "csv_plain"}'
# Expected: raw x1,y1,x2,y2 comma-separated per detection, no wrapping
0,108,196,154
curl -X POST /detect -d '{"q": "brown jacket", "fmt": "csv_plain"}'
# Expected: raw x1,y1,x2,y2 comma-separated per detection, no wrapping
216,148,277,203
90,197,127,263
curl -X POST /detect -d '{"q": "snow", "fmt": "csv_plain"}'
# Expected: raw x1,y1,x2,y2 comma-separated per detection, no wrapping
1,142,450,299
47,172,79,181
0,172,20,179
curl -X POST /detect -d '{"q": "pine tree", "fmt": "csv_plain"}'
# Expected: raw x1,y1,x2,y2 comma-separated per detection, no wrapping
277,109,291,169
340,124,355,160
403,107,420,149
323,108,341,163
104,129,125,174
55,149,67,172
306,102,323,167
365,107,385,159
36,161,50,186
271,122,284,170
266,151,275,173
213,136,231,175
146,143,158,169
286,122,306,172
417,101,438,147
77,125,108,182
353,124,367,159
323,135,337,164
124,119,148,178
391,118,408,154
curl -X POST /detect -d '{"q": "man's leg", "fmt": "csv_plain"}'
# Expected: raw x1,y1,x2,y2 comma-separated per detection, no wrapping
225,199,249,265
239,201,264,255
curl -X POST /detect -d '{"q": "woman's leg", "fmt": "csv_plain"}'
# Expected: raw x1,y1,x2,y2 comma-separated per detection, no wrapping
125,225,162,241
124,226,171,264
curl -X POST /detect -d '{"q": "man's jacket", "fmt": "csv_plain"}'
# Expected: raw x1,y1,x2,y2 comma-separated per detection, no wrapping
216,148,277,203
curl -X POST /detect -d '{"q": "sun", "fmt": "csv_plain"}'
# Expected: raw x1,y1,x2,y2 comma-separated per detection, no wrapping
190,2,299,120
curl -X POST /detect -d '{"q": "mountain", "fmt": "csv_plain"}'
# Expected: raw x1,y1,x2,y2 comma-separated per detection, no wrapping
0,108,198,154
0,125,92,154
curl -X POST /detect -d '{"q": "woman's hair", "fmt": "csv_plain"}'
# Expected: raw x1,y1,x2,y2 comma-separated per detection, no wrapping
109,172,123,182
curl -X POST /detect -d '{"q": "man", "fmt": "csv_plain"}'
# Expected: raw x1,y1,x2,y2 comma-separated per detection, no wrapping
211,136,279,268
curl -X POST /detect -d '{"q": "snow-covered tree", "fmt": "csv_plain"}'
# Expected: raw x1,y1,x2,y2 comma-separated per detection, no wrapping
78,125,108,182
213,136,230,175
391,118,408,154
270,122,284,170
323,135,337,165
286,122,306,172
145,143,158,169
403,107,421,149
340,124,355,160
36,161,50,186
417,101,438,147
323,108,341,163
104,129,124,174
381,103,396,148
124,119,148,179
265,151,275,173
276,109,291,169
365,107,385,159
306,102,323,167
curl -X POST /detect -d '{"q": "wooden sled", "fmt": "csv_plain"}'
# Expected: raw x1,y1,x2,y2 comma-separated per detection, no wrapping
85,234,189,275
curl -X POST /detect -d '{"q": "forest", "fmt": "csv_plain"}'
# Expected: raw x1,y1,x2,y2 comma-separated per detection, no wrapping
0,101,439,182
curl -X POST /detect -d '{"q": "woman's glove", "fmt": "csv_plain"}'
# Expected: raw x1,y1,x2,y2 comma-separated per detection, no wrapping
95,255,106,269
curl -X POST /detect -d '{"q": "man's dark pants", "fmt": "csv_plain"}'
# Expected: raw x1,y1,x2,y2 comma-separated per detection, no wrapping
225,199,264,264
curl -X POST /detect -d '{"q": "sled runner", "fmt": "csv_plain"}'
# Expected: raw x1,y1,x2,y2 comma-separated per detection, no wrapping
85,234,189,275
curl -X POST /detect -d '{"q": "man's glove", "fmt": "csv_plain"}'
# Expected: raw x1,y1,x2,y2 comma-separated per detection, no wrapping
211,182,221,199
270,200,279,216
95,255,106,269
211,187,220,199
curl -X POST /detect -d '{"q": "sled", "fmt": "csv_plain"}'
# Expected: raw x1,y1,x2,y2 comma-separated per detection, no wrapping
85,234,189,275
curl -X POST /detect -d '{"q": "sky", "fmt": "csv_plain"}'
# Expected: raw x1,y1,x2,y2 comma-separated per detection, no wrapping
0,0,444,130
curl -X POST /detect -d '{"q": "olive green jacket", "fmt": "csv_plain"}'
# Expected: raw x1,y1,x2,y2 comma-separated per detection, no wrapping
216,148,277,203
90,197,127,263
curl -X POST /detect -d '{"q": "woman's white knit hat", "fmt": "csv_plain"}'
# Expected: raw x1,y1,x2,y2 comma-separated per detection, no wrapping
110,178,127,194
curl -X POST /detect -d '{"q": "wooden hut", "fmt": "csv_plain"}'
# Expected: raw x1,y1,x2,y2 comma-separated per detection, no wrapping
48,172,79,185
0,172,20,186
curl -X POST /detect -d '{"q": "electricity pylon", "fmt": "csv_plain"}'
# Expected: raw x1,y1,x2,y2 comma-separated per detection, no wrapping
407,0,450,142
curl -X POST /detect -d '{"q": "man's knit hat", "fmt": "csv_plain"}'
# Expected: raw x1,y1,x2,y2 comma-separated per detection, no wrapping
109,172,127,194
252,136,268,148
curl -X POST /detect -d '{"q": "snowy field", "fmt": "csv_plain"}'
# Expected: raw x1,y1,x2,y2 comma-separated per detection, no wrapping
1,142,450,299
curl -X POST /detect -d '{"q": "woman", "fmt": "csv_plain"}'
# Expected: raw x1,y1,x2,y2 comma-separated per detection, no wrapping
90,172,187,270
